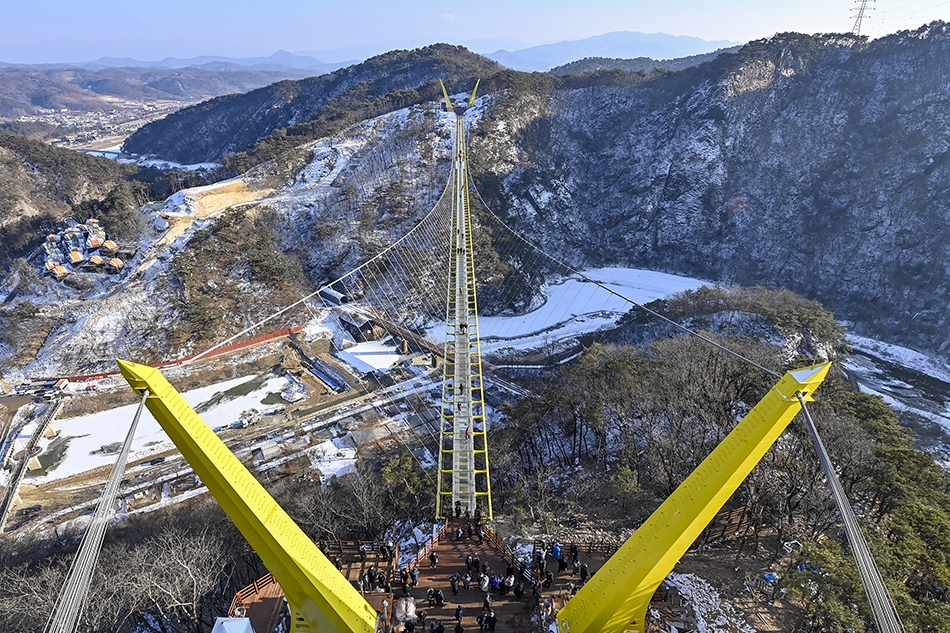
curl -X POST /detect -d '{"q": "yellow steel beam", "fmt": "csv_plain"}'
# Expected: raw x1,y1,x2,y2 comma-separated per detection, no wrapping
116,360,378,633
557,362,831,633
467,79,481,108
438,79,453,112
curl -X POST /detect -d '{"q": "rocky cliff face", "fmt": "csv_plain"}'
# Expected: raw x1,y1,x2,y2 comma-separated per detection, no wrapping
472,23,950,359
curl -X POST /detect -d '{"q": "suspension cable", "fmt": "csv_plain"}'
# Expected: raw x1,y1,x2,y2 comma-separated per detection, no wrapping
45,389,149,633
467,180,782,379
795,393,905,633
186,190,452,364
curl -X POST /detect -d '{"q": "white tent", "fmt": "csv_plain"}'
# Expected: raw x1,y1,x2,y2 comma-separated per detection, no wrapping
211,617,256,633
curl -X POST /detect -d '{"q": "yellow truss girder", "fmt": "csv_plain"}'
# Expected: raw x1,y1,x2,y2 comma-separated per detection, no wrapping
557,362,831,633
116,360,378,633
436,108,492,520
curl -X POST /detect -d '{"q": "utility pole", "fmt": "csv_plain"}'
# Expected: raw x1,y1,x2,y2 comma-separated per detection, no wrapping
852,0,875,36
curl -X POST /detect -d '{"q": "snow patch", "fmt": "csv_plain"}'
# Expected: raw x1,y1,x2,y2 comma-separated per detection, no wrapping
26,374,291,483
428,267,706,355
667,572,756,633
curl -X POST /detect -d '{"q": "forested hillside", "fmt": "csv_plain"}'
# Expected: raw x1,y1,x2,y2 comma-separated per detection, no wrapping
123,44,501,169
121,27,950,361
548,46,742,75
0,134,207,267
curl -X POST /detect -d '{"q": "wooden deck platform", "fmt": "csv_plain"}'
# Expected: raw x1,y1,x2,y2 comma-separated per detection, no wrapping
228,521,622,632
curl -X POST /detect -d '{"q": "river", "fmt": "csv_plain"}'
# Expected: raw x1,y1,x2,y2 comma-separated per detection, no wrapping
844,336,950,465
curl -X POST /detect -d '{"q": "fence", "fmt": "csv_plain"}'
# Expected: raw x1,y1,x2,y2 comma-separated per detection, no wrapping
228,573,278,617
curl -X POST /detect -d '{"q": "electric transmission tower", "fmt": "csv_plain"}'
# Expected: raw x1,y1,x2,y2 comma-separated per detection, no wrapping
852,0,875,36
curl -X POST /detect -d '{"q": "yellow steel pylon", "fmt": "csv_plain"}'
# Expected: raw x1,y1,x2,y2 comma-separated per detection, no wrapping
557,362,831,633
116,360,379,633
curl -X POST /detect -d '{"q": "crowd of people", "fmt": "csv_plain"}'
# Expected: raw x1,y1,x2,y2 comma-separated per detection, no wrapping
378,511,597,633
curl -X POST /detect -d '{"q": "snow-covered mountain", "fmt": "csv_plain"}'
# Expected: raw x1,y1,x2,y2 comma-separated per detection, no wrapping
471,24,950,361
487,31,742,72
8,25,950,378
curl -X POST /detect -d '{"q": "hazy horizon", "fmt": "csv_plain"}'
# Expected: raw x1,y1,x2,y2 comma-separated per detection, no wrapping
3,0,949,65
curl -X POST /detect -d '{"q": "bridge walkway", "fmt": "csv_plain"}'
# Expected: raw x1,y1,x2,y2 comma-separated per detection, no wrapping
407,517,531,631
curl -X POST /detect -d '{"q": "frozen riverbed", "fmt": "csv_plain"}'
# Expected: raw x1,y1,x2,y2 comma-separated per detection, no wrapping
425,267,706,355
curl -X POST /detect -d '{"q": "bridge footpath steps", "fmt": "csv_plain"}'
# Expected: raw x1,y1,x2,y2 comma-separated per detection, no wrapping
401,519,615,632
407,519,533,631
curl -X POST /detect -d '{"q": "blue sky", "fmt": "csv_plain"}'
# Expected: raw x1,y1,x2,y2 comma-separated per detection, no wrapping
2,0,949,63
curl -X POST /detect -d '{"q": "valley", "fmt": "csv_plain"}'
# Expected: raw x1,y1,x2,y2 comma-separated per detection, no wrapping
2,31,950,633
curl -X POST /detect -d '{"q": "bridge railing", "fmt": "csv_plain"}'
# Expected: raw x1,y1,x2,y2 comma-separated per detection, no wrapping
228,573,278,617
406,517,449,572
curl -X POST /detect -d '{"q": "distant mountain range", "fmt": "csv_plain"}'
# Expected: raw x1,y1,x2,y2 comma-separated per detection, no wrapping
486,31,743,72
0,65,320,118
79,50,353,73
0,32,738,75
0,33,735,119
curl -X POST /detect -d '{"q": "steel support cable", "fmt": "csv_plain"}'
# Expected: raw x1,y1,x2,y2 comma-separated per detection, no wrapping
45,390,149,633
395,224,444,320
188,188,454,364
467,180,782,379
340,187,451,325
795,394,905,633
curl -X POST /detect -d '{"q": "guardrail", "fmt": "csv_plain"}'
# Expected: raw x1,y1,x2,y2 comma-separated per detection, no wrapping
407,518,449,572
228,573,278,617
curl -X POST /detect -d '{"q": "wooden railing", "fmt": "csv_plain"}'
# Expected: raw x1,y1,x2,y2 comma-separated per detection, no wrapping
228,573,278,617
407,517,449,572
316,539,401,582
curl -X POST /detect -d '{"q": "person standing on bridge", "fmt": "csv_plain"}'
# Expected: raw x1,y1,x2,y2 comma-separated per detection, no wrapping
429,551,439,568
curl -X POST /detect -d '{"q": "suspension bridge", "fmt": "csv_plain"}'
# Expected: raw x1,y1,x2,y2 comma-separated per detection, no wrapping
38,82,905,633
